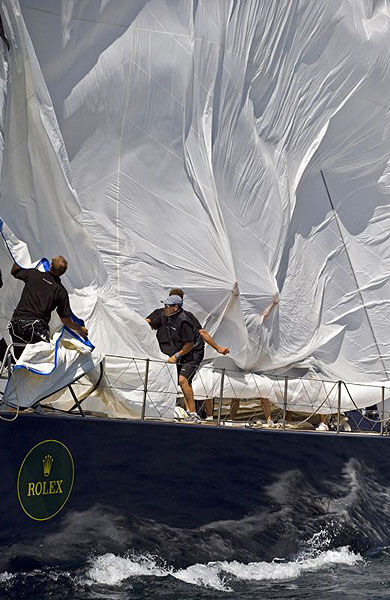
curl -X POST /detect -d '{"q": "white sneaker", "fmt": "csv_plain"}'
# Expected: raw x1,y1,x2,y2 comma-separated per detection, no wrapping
205,416,214,421
316,422,329,431
341,419,351,432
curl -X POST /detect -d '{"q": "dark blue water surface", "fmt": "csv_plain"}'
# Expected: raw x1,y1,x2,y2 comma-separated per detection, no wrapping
1,545,390,599
3,445,390,598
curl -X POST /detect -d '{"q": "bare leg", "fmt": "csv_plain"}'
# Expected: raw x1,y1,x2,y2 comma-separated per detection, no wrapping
261,398,272,423
316,413,329,431
229,398,240,420
179,375,195,413
204,398,213,417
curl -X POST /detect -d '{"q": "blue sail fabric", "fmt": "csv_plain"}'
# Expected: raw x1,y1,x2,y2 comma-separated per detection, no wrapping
3,328,103,407
12,328,70,376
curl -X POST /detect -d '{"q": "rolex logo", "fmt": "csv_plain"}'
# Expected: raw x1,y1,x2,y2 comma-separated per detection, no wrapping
43,455,53,477
18,440,74,521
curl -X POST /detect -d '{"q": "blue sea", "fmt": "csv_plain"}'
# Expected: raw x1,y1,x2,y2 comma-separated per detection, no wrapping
3,442,390,598
1,543,389,599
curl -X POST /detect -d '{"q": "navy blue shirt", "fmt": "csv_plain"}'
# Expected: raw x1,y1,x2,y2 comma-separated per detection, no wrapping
12,268,72,324
147,307,200,357
147,307,204,353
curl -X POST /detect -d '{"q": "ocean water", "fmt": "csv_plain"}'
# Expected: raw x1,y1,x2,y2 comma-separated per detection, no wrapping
3,456,390,598
1,544,390,599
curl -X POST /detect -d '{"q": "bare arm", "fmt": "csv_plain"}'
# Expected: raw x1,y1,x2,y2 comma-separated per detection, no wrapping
262,292,279,319
199,329,229,355
11,262,19,276
167,341,194,363
61,316,89,340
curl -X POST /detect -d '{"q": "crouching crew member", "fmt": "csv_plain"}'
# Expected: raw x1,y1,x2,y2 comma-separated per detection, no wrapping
9,256,88,358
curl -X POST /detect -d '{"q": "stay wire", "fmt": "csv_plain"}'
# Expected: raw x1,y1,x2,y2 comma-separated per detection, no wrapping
320,170,389,380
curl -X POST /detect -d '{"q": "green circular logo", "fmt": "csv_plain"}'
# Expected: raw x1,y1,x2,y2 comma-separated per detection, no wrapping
17,440,74,521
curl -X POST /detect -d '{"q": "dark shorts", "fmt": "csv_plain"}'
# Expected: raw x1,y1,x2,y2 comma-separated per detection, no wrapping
9,318,50,346
0,337,7,363
177,361,200,384
177,349,204,384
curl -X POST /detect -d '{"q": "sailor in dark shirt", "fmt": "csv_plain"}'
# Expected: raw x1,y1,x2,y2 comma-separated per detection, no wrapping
147,288,229,357
9,255,88,358
147,305,205,362
147,287,230,419
147,294,201,417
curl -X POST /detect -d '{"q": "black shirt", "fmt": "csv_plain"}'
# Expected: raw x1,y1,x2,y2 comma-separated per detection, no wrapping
147,307,197,357
12,268,72,324
147,307,205,353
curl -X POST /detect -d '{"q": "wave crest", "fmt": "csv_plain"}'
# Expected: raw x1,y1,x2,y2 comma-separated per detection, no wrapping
84,546,361,591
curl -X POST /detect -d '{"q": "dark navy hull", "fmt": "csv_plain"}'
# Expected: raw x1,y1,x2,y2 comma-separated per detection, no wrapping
1,413,389,570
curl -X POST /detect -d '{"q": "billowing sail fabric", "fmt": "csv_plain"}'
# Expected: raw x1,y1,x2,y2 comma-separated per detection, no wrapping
0,0,177,418
0,221,104,409
3,0,390,412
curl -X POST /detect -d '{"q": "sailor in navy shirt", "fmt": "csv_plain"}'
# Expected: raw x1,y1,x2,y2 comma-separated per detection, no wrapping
146,287,230,419
10,255,88,358
147,294,202,417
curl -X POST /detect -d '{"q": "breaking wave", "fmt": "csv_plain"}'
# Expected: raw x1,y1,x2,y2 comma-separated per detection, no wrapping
84,546,362,592
0,572,15,583
1,457,388,575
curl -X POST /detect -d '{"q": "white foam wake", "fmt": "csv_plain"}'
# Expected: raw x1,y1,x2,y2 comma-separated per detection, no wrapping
215,547,361,582
86,553,167,586
84,546,362,592
0,572,15,583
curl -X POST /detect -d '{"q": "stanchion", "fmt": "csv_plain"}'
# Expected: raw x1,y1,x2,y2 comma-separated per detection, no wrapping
141,359,150,421
217,369,225,427
381,386,385,436
283,376,288,431
337,381,342,433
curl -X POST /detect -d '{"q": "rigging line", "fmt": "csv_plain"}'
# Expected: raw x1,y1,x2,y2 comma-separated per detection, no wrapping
320,169,389,379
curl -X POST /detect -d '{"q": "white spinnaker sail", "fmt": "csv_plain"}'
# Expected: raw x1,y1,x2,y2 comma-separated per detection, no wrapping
2,0,390,413
18,1,390,381
0,0,176,418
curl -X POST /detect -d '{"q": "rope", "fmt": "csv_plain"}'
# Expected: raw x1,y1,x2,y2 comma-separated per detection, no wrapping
288,380,339,427
342,381,387,425
8,319,45,345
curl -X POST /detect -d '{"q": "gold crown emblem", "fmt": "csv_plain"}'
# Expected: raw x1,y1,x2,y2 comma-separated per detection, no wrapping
43,455,53,477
